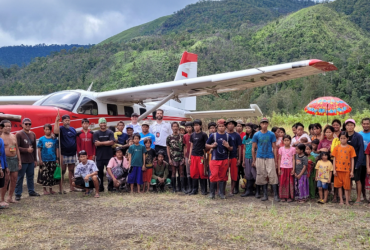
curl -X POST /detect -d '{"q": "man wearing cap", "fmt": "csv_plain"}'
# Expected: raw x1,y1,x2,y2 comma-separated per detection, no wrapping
188,119,209,195
93,118,115,192
1,120,21,204
54,113,77,193
15,118,40,200
345,119,364,205
140,121,155,149
150,109,173,183
123,113,142,134
252,118,279,202
235,120,246,194
225,119,243,197
206,119,233,199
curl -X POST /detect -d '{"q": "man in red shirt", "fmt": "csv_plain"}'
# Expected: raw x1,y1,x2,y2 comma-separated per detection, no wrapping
76,119,95,161
235,120,246,194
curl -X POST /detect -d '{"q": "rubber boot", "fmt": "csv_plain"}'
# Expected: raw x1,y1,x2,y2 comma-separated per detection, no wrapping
180,177,186,193
261,184,268,201
209,182,216,199
189,179,199,195
159,184,165,192
185,177,192,194
152,185,158,193
218,181,226,199
273,184,280,202
177,176,181,192
241,180,252,197
233,179,240,194
255,185,261,199
200,179,208,195
171,177,177,193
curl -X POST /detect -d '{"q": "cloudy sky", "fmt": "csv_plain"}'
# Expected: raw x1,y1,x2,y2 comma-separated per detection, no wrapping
0,0,199,47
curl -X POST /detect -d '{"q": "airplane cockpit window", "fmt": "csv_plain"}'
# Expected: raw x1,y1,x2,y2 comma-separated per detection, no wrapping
40,91,80,111
124,106,133,117
107,104,118,116
77,97,98,115
140,108,146,115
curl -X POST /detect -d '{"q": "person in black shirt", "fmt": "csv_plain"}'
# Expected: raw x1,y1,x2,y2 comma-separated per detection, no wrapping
188,119,209,195
93,118,114,192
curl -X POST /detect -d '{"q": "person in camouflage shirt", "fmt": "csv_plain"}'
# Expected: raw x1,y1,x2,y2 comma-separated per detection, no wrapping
151,150,170,192
166,122,186,193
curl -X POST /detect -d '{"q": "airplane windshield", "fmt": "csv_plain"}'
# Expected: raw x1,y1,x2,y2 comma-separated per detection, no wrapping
39,91,80,111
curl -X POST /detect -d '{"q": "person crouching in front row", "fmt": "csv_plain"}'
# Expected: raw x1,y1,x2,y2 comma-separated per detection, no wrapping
151,150,171,192
72,150,100,198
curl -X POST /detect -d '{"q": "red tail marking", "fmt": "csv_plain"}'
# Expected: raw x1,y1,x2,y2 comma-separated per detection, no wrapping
180,51,198,65
182,71,188,78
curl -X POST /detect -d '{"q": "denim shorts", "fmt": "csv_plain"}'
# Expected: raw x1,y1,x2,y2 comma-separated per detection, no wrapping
317,180,329,189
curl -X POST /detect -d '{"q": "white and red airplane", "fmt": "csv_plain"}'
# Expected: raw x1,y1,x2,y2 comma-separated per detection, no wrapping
0,51,337,138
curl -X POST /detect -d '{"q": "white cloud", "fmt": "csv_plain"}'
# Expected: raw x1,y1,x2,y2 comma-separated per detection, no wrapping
0,0,199,47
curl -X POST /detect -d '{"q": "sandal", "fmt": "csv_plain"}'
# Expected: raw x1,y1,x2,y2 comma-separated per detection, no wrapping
0,205,9,209
94,194,100,198
58,191,67,194
318,199,325,204
353,201,361,206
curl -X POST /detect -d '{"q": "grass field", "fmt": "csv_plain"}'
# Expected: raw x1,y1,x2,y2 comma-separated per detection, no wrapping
1,173,370,250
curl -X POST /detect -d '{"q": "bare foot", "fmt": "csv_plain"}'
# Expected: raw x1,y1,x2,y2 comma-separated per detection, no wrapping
0,201,9,206
339,202,344,206
43,191,50,195
281,199,287,202
6,198,17,203
94,193,100,198
49,190,56,195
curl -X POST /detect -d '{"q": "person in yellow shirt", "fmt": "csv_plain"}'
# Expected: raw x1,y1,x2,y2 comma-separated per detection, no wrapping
315,151,333,204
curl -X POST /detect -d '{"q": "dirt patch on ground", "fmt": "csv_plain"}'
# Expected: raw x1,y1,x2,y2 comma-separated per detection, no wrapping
1,181,370,250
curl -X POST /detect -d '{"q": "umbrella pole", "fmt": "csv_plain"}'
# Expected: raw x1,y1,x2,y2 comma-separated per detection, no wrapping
327,104,328,124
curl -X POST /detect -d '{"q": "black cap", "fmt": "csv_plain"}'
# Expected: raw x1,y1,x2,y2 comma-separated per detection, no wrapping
78,150,87,156
193,119,202,126
131,113,139,117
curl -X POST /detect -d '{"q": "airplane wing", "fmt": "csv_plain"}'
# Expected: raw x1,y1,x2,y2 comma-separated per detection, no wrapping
185,104,263,119
0,96,44,105
96,59,337,104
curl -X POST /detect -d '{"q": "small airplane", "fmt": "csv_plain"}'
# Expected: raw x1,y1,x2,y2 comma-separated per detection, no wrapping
0,51,337,138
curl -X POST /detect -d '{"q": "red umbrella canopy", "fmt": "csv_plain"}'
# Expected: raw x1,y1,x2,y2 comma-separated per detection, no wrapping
304,96,352,116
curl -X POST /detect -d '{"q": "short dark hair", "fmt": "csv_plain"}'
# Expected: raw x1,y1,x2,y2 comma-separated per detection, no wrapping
311,139,320,145
43,124,52,130
308,124,315,131
323,125,334,133
292,123,297,128
295,122,304,129
339,131,349,138
208,122,216,129
117,121,125,126
156,109,164,115
82,118,89,124
331,119,341,126
271,127,279,133
171,122,179,128
279,127,286,134
133,133,141,140
157,150,165,157
362,118,370,124
318,151,330,161
296,144,306,153
313,123,322,130
1,120,11,126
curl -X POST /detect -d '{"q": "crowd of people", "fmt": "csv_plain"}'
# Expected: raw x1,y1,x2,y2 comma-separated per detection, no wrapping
0,108,370,208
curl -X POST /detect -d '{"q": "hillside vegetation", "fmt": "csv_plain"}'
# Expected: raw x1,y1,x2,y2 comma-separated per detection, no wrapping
0,44,91,67
0,0,369,116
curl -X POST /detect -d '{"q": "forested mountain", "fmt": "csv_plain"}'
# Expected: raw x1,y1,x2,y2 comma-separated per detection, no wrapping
0,44,92,67
0,0,369,115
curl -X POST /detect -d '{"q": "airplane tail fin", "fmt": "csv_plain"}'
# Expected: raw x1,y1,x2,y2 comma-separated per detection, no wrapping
167,51,198,110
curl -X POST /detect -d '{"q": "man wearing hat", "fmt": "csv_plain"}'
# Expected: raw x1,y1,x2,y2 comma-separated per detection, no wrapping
54,113,77,193
252,118,280,202
345,119,365,205
188,119,209,195
139,121,155,149
15,118,40,200
123,113,142,134
206,119,233,199
93,118,115,192
225,119,243,197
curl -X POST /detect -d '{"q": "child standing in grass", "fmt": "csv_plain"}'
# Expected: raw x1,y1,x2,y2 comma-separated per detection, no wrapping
306,144,317,199
278,135,295,202
294,144,309,203
332,132,355,206
241,123,256,197
315,152,333,204
142,138,156,193
127,133,146,194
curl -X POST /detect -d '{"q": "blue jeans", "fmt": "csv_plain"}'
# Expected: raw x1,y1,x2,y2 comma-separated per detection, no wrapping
15,162,35,197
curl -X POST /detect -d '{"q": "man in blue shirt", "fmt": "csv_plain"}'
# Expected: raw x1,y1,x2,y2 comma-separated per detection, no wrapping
139,121,155,149
358,118,370,202
252,118,279,202
54,113,77,192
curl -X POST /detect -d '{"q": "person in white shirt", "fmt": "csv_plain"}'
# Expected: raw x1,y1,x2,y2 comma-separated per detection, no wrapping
291,123,311,146
150,109,172,162
123,113,142,134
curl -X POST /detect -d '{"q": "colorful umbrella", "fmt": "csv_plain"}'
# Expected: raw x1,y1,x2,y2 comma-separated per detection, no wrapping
304,96,351,123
